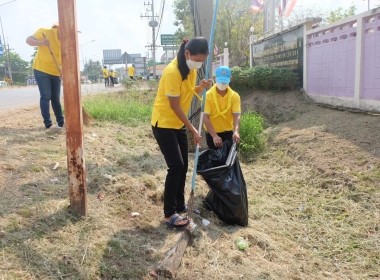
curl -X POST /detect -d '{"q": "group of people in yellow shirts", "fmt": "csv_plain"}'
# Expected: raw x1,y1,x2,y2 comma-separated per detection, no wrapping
26,23,241,230
151,37,241,229
102,66,116,87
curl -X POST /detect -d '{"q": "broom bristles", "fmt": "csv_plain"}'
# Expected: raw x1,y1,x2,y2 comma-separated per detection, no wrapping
187,189,195,220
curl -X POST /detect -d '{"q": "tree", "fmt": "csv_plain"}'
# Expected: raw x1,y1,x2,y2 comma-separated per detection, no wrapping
81,59,102,83
325,5,356,24
173,0,194,41
173,0,261,66
0,51,30,84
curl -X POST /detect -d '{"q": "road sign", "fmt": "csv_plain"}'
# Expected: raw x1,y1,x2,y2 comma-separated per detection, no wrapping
103,49,123,64
161,34,178,46
163,45,178,51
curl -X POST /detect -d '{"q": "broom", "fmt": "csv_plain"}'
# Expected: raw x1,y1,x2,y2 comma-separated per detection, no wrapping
42,33,93,126
186,0,219,222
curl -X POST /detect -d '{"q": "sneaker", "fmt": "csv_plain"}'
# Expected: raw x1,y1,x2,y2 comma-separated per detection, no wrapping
46,125,62,131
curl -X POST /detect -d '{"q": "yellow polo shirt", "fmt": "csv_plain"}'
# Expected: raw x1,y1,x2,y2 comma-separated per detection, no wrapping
128,66,135,76
204,85,241,133
151,58,197,129
33,27,61,76
103,68,108,78
111,71,115,77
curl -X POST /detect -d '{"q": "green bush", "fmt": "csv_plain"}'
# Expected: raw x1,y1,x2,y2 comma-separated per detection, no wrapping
239,110,265,160
121,78,136,90
230,66,299,91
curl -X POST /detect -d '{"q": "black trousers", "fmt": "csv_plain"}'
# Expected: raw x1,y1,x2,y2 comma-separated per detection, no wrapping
206,130,234,150
152,125,188,218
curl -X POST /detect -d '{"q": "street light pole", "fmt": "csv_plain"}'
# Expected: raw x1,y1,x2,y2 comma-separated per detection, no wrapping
79,39,95,83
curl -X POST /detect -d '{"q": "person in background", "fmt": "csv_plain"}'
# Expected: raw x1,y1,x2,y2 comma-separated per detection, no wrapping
151,37,212,229
26,22,64,130
203,66,241,149
128,64,135,80
109,69,115,87
103,66,109,87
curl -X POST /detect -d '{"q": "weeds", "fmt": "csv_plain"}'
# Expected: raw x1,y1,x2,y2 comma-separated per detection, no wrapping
239,110,266,160
82,90,154,126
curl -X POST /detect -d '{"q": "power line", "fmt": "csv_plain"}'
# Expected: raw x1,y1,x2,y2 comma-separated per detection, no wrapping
0,0,16,7
155,0,166,42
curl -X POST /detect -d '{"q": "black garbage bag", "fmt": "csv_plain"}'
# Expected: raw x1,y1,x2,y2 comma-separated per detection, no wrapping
197,140,248,226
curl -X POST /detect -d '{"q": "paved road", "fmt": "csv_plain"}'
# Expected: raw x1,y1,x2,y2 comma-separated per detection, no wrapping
0,84,123,112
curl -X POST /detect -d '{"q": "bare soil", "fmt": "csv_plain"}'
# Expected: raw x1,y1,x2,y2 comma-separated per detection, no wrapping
0,90,379,280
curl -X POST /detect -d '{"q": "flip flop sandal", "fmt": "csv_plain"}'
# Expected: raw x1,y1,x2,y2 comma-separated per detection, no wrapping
165,213,190,229
182,205,201,215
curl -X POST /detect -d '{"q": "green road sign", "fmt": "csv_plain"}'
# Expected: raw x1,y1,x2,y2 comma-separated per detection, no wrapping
161,34,178,45
163,45,178,51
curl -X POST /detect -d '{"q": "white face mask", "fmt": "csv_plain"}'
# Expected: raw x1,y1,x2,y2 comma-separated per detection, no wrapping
186,58,203,70
216,82,229,91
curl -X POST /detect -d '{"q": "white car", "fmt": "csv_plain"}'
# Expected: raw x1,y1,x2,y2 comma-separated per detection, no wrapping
0,81,8,87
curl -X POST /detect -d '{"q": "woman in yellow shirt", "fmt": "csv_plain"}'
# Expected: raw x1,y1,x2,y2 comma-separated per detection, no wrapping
26,23,64,130
203,66,241,149
151,37,211,229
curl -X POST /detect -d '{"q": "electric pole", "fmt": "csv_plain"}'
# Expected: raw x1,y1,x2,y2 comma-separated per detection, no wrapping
0,16,12,81
141,1,158,79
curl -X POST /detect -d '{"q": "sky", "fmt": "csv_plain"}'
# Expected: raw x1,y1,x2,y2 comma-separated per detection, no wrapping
0,0,379,70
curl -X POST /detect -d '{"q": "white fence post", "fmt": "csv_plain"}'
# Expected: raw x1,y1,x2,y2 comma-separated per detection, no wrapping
354,15,364,107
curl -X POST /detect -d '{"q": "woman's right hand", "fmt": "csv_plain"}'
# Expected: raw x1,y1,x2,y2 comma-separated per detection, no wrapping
192,129,202,147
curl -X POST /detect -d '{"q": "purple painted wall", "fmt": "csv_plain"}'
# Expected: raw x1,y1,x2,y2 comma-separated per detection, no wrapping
362,14,380,101
307,21,357,98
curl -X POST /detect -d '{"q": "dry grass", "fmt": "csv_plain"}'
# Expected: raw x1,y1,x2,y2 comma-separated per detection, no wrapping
0,90,379,279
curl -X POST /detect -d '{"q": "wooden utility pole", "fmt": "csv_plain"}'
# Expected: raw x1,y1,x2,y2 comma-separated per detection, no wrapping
57,0,88,216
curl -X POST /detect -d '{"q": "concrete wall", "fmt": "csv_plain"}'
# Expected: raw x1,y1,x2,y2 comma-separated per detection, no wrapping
305,8,380,112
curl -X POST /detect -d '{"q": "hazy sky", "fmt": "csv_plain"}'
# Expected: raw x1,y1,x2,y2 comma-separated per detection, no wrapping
0,0,378,69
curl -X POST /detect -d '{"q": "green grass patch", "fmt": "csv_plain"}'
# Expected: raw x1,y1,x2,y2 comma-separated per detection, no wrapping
82,91,154,126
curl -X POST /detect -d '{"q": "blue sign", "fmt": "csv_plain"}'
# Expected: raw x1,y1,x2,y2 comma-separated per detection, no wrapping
0,36,3,56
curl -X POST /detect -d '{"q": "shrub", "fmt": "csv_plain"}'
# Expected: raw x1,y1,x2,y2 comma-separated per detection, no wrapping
239,110,265,160
121,78,135,90
230,66,299,91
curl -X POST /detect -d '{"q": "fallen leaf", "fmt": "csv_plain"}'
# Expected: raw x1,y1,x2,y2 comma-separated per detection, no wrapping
52,162,59,170
98,194,104,201
50,177,59,182
149,270,158,278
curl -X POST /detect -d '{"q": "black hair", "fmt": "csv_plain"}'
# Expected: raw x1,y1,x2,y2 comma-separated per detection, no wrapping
177,37,209,81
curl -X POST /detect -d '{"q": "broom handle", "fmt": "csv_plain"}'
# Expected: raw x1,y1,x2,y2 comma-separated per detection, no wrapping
190,0,219,192
42,33,62,77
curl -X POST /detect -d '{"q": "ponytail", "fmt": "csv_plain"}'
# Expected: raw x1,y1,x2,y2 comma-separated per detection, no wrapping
177,37,209,81
177,39,189,81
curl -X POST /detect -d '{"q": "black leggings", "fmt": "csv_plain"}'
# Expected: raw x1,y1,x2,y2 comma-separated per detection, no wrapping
206,130,234,150
152,125,188,218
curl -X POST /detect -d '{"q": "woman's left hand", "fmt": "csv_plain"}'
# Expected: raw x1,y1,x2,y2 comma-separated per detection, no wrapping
233,131,240,144
200,79,213,91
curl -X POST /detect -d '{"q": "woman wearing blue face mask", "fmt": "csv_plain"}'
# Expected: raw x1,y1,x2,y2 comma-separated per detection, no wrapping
203,66,241,149
151,37,212,229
